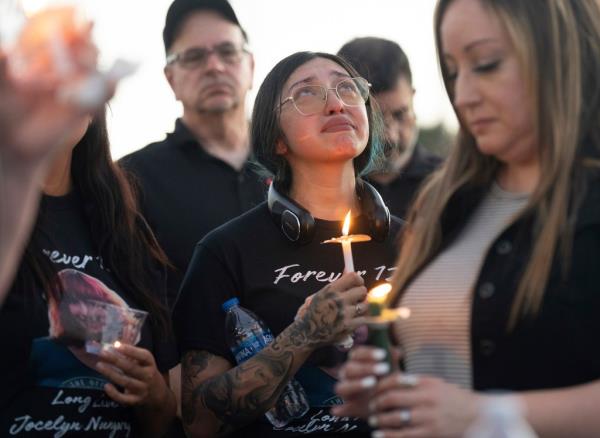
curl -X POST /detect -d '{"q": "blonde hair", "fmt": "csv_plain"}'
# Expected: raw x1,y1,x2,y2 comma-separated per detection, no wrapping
390,0,600,329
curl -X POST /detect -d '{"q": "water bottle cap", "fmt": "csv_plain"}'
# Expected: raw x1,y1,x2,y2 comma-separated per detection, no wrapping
222,297,240,312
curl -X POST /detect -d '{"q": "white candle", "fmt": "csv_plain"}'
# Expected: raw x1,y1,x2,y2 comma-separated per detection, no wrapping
342,239,354,273
341,210,355,273
323,210,371,273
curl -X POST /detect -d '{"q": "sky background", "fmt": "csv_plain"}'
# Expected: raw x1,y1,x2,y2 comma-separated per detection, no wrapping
19,0,458,159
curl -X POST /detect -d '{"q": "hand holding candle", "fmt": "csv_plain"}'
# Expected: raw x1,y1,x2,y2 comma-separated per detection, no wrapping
8,7,95,85
4,5,135,109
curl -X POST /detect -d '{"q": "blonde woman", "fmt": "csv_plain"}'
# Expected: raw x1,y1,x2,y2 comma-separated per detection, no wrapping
334,0,600,436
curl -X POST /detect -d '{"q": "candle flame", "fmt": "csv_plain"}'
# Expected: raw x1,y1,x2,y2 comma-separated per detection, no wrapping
342,210,351,236
397,307,411,319
380,306,411,320
368,283,392,304
113,341,122,349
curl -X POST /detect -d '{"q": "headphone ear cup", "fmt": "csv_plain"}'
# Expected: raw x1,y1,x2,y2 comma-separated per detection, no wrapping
357,180,391,242
280,210,301,242
371,205,391,241
268,183,316,244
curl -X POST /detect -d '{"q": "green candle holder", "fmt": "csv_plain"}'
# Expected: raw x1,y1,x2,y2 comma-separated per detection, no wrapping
366,320,394,370
364,304,410,373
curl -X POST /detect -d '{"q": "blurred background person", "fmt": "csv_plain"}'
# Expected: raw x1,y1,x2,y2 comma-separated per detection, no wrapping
0,7,117,307
120,0,266,307
334,0,600,436
338,37,443,219
0,108,178,437
120,2,266,434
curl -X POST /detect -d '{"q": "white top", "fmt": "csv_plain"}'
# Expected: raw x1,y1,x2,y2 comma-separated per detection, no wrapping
395,183,529,388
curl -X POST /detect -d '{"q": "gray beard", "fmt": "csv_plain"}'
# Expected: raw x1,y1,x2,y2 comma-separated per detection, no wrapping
196,97,240,115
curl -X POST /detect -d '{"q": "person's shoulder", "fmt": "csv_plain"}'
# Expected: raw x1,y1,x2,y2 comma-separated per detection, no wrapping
119,138,172,169
415,145,443,168
199,202,272,249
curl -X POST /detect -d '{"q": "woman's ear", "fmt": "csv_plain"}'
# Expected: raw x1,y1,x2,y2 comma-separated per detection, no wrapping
275,138,288,155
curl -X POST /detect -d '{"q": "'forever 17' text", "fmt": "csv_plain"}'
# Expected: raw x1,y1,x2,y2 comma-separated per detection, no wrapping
273,264,396,285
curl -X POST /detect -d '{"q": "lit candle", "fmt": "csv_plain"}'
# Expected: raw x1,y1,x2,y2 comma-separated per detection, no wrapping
341,212,354,272
366,283,411,320
367,283,392,317
323,211,371,273
366,283,411,371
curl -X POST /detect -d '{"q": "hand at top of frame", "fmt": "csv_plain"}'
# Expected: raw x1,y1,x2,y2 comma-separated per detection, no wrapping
0,6,119,171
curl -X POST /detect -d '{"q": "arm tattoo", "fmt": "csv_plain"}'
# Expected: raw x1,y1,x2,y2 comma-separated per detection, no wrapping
182,285,347,434
181,351,215,425
182,349,295,435
287,287,345,348
205,352,294,433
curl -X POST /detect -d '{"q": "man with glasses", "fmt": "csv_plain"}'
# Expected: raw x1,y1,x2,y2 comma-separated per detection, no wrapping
338,37,442,219
121,0,266,306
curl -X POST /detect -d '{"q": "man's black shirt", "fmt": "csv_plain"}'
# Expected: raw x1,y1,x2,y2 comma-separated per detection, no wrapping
120,119,267,305
368,145,442,220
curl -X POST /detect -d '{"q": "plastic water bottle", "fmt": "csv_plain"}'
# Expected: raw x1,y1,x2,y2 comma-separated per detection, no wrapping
222,297,309,428
464,396,538,438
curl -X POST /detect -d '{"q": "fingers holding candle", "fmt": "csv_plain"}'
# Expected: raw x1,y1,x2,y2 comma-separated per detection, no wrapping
295,278,368,350
294,272,368,349
332,346,390,419
96,343,168,408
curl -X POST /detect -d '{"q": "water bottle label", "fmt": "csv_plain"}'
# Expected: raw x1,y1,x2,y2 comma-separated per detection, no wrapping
232,332,274,363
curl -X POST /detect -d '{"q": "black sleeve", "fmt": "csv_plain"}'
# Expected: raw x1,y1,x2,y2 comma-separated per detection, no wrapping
150,265,180,373
153,328,179,373
172,240,238,364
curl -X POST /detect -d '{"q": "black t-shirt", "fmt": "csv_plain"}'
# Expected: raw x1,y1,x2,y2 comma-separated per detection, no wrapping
0,191,178,437
368,145,442,220
173,202,401,437
120,119,267,305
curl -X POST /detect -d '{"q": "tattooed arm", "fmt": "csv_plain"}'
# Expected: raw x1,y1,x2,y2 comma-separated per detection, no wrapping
181,272,368,438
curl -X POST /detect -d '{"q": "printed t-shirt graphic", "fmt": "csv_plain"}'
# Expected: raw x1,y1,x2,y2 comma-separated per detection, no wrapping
1,190,176,437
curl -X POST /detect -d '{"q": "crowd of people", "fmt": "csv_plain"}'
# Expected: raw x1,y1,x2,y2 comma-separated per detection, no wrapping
1,0,599,437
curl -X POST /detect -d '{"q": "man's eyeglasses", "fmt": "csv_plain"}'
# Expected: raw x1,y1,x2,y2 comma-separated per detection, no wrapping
279,77,371,116
166,43,249,69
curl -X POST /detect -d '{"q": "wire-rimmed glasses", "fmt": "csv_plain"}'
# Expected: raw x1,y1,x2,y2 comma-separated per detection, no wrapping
166,42,250,69
280,77,371,116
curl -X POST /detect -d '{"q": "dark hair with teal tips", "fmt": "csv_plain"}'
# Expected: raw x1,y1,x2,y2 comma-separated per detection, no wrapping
251,51,385,193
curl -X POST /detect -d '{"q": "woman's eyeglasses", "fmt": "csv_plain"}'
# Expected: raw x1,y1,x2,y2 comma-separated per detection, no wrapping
279,77,371,116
